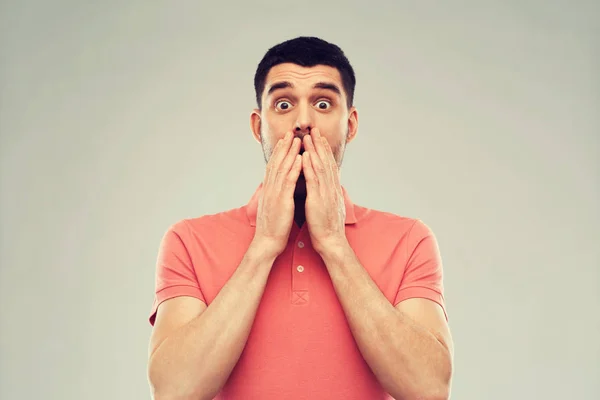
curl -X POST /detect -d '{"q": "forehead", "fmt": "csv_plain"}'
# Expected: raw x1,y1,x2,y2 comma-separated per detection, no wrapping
264,63,343,90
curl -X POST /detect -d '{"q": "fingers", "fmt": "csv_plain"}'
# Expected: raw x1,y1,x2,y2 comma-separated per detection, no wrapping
303,128,342,193
318,134,341,187
281,154,303,198
309,128,330,170
302,149,319,194
303,133,327,181
265,131,293,186
274,136,302,188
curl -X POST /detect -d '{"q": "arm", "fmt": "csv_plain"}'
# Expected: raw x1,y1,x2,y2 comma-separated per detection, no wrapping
300,129,452,398
147,237,278,400
148,131,303,399
319,239,454,400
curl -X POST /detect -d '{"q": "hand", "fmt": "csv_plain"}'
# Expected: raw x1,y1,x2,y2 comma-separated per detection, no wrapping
253,131,303,257
301,128,347,255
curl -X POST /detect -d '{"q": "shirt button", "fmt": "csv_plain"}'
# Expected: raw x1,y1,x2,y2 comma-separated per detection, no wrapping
298,241,305,248
296,265,304,273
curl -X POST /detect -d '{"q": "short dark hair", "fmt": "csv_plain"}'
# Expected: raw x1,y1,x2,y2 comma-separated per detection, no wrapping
254,36,356,110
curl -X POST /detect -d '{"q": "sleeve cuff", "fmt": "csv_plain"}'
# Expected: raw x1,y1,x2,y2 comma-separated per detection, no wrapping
393,286,448,321
148,285,207,326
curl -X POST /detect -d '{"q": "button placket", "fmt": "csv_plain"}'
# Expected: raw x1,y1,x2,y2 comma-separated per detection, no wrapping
291,235,310,305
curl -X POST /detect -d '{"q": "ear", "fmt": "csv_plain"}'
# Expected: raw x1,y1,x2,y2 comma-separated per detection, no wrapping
250,109,262,144
345,106,359,144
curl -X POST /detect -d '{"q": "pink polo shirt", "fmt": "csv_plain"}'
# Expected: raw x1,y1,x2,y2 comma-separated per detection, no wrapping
149,183,447,399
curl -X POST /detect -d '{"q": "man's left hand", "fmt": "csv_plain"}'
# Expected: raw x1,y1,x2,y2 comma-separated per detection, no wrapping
302,128,347,255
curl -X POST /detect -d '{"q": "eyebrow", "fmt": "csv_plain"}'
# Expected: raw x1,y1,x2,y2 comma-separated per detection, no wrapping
266,81,342,97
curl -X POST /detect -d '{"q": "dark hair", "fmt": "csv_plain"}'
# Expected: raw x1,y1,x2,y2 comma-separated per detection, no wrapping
253,36,356,110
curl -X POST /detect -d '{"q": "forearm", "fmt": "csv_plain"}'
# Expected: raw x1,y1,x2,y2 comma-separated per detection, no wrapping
320,241,452,400
148,238,278,400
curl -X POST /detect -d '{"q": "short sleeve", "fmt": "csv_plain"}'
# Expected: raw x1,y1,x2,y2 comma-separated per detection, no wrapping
148,221,206,326
393,219,447,320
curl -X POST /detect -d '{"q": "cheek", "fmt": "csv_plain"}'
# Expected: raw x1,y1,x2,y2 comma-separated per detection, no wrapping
262,115,278,132
337,117,348,133
320,125,346,145
319,114,346,133
260,125,284,154
263,120,289,141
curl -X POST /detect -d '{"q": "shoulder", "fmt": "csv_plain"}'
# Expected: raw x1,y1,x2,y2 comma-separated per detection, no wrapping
162,205,252,241
353,203,432,236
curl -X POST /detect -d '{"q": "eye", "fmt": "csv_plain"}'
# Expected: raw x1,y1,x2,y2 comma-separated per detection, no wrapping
316,100,331,110
275,100,292,111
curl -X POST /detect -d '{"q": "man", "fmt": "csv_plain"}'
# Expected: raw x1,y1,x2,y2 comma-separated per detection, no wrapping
147,36,454,400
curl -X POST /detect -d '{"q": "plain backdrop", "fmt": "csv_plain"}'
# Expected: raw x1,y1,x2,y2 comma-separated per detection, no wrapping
1,1,598,399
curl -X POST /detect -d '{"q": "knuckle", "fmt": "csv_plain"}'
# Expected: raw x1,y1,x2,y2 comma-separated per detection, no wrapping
285,174,296,185
278,163,290,174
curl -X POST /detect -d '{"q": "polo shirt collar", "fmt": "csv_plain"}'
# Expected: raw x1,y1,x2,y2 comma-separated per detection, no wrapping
246,182,358,227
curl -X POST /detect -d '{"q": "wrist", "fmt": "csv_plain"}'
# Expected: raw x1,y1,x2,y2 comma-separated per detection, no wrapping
249,236,283,263
316,236,351,262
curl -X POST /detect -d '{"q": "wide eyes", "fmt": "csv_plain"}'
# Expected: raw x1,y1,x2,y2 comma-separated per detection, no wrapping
316,100,331,110
275,100,292,111
274,99,332,111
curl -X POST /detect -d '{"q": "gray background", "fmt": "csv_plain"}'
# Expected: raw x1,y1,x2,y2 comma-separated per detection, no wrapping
1,0,598,399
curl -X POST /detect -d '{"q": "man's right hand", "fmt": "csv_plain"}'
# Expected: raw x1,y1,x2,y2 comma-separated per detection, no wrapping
149,133,302,399
253,131,303,257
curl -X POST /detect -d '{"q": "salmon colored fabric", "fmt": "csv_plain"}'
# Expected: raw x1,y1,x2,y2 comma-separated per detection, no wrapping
149,183,447,399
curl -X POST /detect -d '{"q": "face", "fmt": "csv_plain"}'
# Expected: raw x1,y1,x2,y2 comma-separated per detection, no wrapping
251,63,358,191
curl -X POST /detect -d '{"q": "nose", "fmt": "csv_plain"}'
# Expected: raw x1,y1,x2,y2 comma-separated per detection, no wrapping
294,102,313,135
